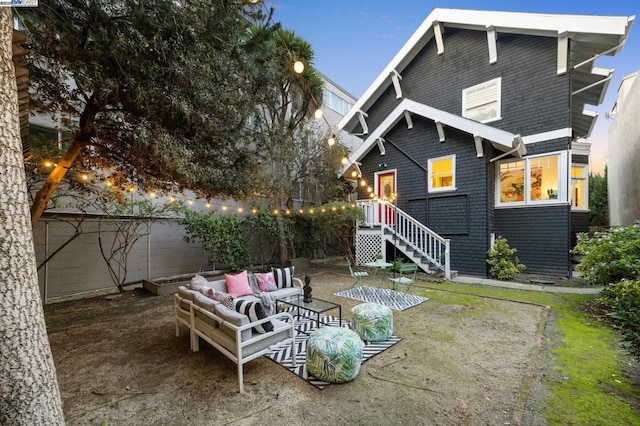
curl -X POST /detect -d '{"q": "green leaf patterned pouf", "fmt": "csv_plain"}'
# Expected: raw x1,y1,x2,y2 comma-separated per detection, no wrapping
351,302,394,342
306,327,364,383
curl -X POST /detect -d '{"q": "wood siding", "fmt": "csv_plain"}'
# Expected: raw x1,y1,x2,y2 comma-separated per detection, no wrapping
356,28,574,276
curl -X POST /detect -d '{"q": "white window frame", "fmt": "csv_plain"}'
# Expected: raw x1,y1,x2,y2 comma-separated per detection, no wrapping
462,77,501,123
428,154,456,193
495,151,568,207
570,164,589,211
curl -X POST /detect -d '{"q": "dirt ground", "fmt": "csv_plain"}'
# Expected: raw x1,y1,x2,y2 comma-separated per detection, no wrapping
45,264,551,425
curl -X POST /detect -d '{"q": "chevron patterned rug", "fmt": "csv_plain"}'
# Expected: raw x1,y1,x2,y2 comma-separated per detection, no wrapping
264,309,401,390
334,286,429,311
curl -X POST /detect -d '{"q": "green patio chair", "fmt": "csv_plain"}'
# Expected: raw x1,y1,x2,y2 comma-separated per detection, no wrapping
346,257,369,288
388,262,418,292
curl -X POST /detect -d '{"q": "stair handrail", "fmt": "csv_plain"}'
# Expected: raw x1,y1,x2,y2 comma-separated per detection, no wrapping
356,200,451,280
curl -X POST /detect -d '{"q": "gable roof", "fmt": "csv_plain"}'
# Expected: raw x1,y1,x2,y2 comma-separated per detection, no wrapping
340,98,526,175
338,8,634,141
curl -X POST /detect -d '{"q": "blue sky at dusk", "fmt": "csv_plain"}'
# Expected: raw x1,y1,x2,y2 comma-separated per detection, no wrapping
271,1,639,174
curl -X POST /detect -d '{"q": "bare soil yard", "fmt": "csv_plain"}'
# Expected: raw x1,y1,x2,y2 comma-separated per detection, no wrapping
45,264,550,425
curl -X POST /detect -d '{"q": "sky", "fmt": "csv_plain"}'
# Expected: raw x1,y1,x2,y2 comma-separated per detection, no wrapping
269,0,639,175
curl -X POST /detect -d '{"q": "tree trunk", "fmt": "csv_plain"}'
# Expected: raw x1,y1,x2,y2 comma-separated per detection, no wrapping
0,10,65,425
30,138,85,225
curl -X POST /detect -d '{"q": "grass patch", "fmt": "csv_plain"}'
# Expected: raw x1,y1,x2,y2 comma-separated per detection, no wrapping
413,282,640,424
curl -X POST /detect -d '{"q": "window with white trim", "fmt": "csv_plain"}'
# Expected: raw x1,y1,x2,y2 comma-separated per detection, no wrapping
570,165,588,210
496,151,568,206
462,77,501,123
428,155,456,193
322,88,352,116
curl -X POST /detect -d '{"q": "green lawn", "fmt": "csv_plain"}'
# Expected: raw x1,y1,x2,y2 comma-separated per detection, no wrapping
414,282,640,425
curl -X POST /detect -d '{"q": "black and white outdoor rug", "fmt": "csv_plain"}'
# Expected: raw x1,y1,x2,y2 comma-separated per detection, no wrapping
264,310,401,390
334,286,429,311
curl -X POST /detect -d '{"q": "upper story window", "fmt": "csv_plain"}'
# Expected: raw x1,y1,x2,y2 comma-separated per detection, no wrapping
428,155,456,193
322,88,352,116
496,151,568,207
462,77,501,123
570,165,588,210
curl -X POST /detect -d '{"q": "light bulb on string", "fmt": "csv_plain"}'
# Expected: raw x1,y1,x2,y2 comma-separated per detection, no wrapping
314,109,323,119
341,157,349,165
351,170,358,178
328,134,336,146
293,60,305,74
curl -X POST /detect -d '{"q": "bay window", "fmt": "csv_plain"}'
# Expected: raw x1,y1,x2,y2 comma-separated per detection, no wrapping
496,151,568,206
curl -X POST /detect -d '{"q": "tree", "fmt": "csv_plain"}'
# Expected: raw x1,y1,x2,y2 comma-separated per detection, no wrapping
0,9,65,423
18,0,272,225
248,27,346,263
589,167,608,226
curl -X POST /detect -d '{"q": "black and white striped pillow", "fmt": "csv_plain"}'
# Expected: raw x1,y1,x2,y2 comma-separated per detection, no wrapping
234,300,273,334
272,266,295,289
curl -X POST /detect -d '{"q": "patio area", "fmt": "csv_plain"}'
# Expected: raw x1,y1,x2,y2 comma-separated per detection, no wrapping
45,263,547,425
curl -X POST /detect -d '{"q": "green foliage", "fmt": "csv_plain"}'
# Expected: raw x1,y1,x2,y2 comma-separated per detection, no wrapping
486,236,526,280
597,279,640,361
182,211,253,271
243,209,279,269
311,201,365,260
589,169,608,226
18,0,273,200
573,224,640,286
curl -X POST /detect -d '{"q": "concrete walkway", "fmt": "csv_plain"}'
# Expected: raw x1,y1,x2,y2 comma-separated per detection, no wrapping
452,275,603,295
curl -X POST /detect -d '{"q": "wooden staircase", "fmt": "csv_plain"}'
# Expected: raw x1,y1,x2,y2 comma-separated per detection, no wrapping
355,201,452,280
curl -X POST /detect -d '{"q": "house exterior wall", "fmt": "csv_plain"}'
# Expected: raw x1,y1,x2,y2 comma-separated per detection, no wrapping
355,28,574,276
608,73,640,226
33,217,209,302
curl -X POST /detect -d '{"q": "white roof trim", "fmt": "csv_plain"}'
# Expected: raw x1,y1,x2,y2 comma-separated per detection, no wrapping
340,98,524,175
337,8,634,136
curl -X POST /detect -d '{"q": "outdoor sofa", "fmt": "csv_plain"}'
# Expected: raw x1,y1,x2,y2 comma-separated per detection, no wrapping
174,268,303,393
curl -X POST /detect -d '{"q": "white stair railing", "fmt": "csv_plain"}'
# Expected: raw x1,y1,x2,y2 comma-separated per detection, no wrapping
356,200,451,280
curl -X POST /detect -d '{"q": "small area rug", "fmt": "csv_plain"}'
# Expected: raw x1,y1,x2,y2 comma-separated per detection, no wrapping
334,286,428,311
264,309,401,390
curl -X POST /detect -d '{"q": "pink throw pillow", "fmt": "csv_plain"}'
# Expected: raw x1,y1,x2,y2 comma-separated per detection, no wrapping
225,270,253,297
255,272,278,292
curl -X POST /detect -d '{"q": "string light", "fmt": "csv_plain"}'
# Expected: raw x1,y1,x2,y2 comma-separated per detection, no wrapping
314,109,323,119
81,174,89,181
44,161,52,168
341,157,349,165
293,60,305,74
328,134,336,146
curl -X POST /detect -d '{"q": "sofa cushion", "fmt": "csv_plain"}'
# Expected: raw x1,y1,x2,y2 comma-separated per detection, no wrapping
234,300,273,334
247,273,261,294
199,287,235,310
214,303,251,341
225,271,253,297
256,272,278,292
193,292,219,313
272,266,295,289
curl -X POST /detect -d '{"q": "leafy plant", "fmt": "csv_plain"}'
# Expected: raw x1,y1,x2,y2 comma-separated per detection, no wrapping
596,279,640,361
311,201,365,263
486,236,526,280
589,169,608,226
182,211,253,271
573,223,640,287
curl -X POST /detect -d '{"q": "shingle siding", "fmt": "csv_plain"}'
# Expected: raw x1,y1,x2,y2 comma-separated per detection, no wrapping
494,206,570,275
357,27,574,277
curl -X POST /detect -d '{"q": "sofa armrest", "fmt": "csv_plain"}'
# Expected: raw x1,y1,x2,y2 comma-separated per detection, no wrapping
292,277,304,289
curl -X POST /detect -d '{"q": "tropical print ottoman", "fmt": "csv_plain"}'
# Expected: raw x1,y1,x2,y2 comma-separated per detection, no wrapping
351,302,394,342
306,327,363,383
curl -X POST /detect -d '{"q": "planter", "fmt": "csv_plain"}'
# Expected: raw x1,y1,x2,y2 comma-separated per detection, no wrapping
285,257,310,270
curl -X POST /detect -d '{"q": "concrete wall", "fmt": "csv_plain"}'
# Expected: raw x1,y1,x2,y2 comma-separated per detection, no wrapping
608,73,640,226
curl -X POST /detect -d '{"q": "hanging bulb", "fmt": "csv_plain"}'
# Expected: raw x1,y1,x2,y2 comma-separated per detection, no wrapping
351,170,358,178
314,109,323,119
328,134,336,146
293,61,304,74
341,157,349,165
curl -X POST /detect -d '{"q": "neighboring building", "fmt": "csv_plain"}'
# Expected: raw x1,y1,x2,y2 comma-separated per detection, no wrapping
338,8,634,278
608,71,640,226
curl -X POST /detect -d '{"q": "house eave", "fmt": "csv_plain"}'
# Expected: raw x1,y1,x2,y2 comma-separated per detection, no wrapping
338,9,634,137
340,99,525,176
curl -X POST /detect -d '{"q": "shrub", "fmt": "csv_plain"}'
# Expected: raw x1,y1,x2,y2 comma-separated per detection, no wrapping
597,279,640,361
182,211,253,270
573,223,640,287
486,236,526,280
